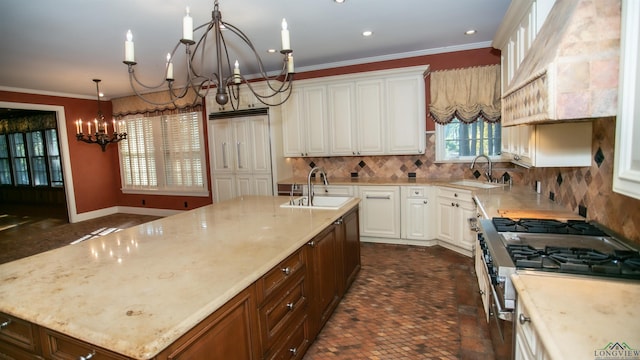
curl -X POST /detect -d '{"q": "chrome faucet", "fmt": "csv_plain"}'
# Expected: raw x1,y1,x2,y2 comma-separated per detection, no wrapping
307,167,329,206
470,154,493,182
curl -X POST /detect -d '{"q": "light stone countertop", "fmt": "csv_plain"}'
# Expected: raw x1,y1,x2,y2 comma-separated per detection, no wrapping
511,272,640,359
0,196,360,359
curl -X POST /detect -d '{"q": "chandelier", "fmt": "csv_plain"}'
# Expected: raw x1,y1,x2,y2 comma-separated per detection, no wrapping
75,79,127,152
122,0,295,110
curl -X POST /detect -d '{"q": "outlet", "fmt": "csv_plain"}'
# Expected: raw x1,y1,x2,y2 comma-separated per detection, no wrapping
578,205,587,217
408,172,416,178
350,172,358,178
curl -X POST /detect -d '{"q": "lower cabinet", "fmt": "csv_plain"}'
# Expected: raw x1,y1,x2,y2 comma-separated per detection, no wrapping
358,186,400,239
514,299,550,360
157,286,260,360
0,207,361,360
401,186,436,242
436,187,477,256
305,225,341,338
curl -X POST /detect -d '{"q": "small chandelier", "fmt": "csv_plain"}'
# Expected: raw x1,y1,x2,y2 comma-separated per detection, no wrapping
122,0,295,110
75,79,127,152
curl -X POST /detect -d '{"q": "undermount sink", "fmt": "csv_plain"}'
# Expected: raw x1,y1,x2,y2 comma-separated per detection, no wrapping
450,180,504,189
280,196,353,210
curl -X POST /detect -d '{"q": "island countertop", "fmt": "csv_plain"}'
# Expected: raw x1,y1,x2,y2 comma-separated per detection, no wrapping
0,196,360,359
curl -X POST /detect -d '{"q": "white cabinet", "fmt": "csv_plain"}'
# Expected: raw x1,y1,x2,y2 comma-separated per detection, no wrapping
501,122,592,168
385,74,426,155
400,186,436,241
494,0,556,96
208,115,273,202
358,186,400,239
613,0,640,200
475,241,491,323
206,82,275,113
282,85,329,157
283,66,427,157
328,80,385,156
514,299,550,360
436,187,477,256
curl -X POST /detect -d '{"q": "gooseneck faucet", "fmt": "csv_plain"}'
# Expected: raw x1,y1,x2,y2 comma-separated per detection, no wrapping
307,167,329,206
470,154,493,182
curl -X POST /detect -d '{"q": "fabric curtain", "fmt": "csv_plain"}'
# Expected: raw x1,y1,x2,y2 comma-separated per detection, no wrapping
429,64,501,124
112,87,202,118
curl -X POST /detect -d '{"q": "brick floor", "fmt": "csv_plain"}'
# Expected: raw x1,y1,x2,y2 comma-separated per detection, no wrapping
303,243,495,360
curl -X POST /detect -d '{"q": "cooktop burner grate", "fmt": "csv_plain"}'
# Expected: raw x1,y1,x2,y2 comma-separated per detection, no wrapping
492,217,607,236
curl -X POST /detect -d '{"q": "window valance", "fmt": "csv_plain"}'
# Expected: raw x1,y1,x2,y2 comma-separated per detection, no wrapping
112,87,202,118
429,64,501,124
0,111,57,133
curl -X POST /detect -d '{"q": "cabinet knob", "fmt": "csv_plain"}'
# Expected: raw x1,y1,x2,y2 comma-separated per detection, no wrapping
423,200,428,204
0,319,11,328
451,202,455,207
479,290,485,295
454,193,458,197
281,267,291,275
78,350,96,360
518,313,531,325
455,203,459,207
307,240,316,247
286,302,295,310
289,348,298,356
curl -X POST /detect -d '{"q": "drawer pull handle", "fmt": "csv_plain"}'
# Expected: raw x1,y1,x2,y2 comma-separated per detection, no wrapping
0,319,11,328
289,347,298,356
518,313,531,325
366,195,391,200
307,241,315,247
282,267,291,275
78,350,96,360
286,302,294,310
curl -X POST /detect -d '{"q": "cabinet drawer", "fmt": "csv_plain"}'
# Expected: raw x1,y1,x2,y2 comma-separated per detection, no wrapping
0,313,40,354
438,187,473,203
265,315,309,360
259,271,307,351
41,329,129,360
257,248,305,303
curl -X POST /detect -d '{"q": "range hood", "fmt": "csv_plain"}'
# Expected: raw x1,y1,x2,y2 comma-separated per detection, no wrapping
501,0,621,125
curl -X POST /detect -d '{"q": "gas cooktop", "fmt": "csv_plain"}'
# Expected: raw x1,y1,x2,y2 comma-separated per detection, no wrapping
492,217,607,236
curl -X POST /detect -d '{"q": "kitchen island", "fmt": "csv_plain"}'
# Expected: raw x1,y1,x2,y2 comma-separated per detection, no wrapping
0,196,361,359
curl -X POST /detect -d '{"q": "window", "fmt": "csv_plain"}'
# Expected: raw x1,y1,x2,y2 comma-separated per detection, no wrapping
0,129,63,187
119,111,207,196
436,118,501,161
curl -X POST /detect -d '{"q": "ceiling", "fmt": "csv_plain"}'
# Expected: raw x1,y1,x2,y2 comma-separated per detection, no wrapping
0,0,510,100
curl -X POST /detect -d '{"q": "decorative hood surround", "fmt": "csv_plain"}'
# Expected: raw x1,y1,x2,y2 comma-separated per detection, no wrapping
502,0,621,125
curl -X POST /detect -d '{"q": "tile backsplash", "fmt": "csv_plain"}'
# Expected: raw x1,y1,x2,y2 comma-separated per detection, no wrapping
290,117,639,244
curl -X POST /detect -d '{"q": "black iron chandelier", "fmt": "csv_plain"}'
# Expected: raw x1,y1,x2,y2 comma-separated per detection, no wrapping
122,0,295,110
75,79,127,152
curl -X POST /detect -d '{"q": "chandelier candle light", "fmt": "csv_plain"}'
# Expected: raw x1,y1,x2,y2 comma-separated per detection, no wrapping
75,79,127,152
122,0,295,110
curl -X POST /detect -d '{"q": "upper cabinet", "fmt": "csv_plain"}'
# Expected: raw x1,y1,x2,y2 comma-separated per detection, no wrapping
282,66,427,157
613,0,640,200
206,82,277,113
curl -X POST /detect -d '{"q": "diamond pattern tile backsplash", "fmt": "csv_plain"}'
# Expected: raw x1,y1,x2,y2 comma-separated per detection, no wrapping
523,117,640,244
290,117,640,245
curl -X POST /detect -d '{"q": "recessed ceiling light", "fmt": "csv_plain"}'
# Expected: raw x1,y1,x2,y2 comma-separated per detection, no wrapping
362,30,373,37
465,29,477,35
334,0,346,3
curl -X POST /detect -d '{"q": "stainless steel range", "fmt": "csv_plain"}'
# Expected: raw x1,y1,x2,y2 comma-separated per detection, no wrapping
480,217,640,310
475,217,640,360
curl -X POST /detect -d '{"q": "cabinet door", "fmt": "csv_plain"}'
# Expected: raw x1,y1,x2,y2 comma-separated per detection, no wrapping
385,75,425,154
436,198,455,243
475,246,491,323
516,125,534,165
306,226,340,337
404,198,431,240
358,186,400,238
459,203,478,252
213,174,237,203
210,120,234,172
252,175,274,196
340,208,361,294
281,87,306,157
233,119,252,173
356,79,385,155
159,286,260,360
247,116,271,173
303,86,329,157
328,82,357,156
